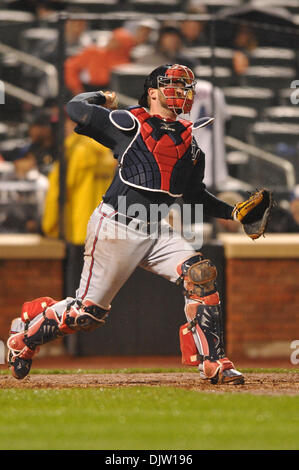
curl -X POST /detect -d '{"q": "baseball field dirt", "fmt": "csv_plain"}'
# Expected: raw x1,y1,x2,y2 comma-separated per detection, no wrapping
1,354,298,394
1,371,298,395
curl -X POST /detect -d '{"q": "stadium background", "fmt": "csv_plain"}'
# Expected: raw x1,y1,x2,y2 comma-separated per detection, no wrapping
0,0,299,369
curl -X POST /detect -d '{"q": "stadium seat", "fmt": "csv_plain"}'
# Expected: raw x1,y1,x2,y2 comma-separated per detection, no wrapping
0,53,22,86
254,0,299,15
61,0,119,13
111,64,154,99
248,47,296,68
194,65,232,87
199,0,242,13
279,87,298,106
226,150,250,182
79,29,112,48
21,28,58,50
184,47,234,67
249,121,299,181
0,10,35,48
0,124,9,143
21,28,59,67
130,44,155,62
223,87,275,112
243,66,296,90
126,0,181,14
0,10,34,23
242,66,296,91
262,106,299,124
227,105,258,141
0,138,31,162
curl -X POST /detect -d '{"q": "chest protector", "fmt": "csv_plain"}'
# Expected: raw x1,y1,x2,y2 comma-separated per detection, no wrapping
119,106,200,197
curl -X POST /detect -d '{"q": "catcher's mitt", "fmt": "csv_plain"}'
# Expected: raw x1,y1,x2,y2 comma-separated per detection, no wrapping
232,189,273,240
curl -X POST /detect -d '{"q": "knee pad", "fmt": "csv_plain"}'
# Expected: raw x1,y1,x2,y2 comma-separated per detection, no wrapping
176,254,218,301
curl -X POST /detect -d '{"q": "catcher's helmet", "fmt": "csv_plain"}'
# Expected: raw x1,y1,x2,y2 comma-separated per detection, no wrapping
138,64,196,114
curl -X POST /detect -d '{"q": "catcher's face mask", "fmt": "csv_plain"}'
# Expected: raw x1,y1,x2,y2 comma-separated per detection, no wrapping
157,64,196,114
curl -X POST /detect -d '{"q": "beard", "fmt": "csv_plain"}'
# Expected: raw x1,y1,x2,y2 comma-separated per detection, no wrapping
157,89,182,116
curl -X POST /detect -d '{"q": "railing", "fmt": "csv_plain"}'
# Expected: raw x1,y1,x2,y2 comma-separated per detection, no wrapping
2,81,44,107
225,135,296,190
0,42,58,98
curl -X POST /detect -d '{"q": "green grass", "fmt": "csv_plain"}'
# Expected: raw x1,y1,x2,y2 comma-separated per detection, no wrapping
0,387,298,450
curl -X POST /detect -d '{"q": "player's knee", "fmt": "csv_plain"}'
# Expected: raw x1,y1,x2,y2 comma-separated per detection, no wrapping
176,254,219,302
7,299,109,362
60,299,109,333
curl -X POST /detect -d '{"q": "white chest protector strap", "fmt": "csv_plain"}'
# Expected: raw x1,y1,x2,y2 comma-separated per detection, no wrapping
109,109,137,132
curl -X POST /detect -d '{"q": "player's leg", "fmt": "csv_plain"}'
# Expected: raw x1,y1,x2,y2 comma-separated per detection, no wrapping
7,204,155,379
76,203,155,307
140,224,244,384
176,254,244,384
7,296,109,379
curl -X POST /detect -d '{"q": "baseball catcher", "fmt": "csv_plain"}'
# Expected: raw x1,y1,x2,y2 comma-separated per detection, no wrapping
7,64,271,384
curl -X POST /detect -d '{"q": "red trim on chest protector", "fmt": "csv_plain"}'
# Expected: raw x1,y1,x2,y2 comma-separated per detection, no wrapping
130,107,192,191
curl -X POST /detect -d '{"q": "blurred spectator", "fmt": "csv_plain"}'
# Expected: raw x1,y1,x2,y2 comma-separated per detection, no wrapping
21,5,88,98
0,149,49,234
232,25,258,78
36,4,88,56
180,20,207,47
257,187,299,233
65,26,143,95
35,0,58,21
42,116,116,244
21,111,54,176
127,19,160,61
184,0,208,14
135,26,197,69
124,18,159,47
0,109,53,233
266,204,299,233
290,188,299,227
64,13,89,57
183,80,231,190
265,187,299,233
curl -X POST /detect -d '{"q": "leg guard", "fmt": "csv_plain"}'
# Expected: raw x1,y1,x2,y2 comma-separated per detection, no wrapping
7,297,109,380
176,254,218,301
177,255,244,384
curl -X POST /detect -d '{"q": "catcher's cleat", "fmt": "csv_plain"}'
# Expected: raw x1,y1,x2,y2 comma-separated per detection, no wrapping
198,358,245,385
8,351,32,380
7,317,35,380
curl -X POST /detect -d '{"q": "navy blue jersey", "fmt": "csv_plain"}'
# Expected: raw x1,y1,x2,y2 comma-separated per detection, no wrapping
66,92,234,221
